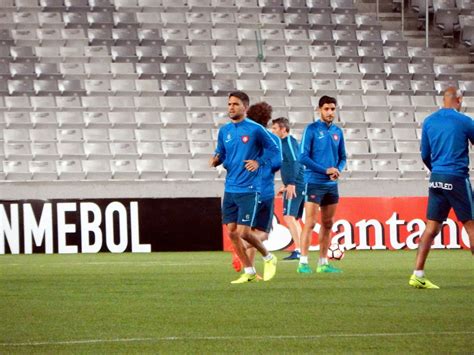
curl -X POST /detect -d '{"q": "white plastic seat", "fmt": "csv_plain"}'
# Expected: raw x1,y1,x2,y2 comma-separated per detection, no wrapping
162,141,190,156
189,158,218,179
4,142,32,159
373,159,399,174
111,159,138,180
341,110,365,123
31,142,58,160
189,141,214,157
160,112,188,127
109,128,135,142
187,112,214,126
164,158,192,179
396,140,420,153
390,111,415,124
83,112,110,128
137,142,164,157
57,128,82,142
83,160,112,180
345,140,370,156
137,159,165,180
84,142,112,159
370,140,396,154
160,128,187,141
57,142,85,158
29,160,57,181
3,160,30,180
56,160,84,180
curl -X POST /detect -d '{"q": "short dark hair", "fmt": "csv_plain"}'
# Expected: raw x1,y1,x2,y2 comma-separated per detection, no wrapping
228,91,250,107
271,117,290,133
247,102,273,127
318,95,337,108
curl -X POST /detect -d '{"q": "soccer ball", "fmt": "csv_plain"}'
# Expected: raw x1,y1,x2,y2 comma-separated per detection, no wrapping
327,243,345,260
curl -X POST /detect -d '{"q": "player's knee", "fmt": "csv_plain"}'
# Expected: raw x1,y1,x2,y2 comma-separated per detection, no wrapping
229,230,239,241
305,219,317,230
283,215,295,225
321,219,333,230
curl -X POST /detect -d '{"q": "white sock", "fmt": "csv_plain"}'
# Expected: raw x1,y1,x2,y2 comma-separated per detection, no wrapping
318,257,328,266
300,255,308,264
295,248,300,253
263,253,273,261
244,267,256,275
414,270,425,278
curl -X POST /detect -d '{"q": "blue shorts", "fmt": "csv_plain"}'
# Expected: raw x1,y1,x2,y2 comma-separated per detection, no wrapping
222,192,259,226
427,173,474,222
253,197,274,233
305,183,339,206
283,185,305,219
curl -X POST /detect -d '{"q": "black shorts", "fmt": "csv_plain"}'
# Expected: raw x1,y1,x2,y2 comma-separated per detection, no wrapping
427,173,474,222
305,183,339,206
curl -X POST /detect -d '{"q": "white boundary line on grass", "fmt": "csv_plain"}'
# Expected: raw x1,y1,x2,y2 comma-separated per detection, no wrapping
0,261,220,267
1,331,473,347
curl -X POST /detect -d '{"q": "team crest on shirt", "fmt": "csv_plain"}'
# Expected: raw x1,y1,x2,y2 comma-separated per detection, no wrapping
241,135,250,143
333,134,339,141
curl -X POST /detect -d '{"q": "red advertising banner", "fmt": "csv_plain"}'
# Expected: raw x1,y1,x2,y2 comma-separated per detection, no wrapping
222,197,471,251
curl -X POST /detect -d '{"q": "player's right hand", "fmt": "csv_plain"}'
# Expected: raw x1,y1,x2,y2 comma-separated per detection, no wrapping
209,154,220,168
286,184,297,199
326,167,339,176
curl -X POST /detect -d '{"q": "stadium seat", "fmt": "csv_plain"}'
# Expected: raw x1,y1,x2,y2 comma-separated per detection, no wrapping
111,159,138,180
83,160,112,180
3,160,30,180
56,160,84,180
189,158,218,179
164,158,192,179
30,160,57,181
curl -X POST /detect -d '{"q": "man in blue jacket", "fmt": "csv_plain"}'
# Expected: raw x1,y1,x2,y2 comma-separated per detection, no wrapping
242,102,282,270
410,87,474,289
298,96,347,274
209,91,281,284
271,117,306,260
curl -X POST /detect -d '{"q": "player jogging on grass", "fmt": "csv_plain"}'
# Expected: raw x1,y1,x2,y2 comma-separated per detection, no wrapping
297,95,347,274
409,87,474,289
236,102,282,272
209,91,280,284
271,117,305,260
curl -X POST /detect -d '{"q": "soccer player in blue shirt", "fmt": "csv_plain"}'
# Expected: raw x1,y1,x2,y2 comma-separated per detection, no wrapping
271,117,306,260
409,87,474,289
241,102,282,270
209,91,280,284
297,96,347,274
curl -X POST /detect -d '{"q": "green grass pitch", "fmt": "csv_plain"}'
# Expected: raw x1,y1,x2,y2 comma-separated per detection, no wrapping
1,250,473,353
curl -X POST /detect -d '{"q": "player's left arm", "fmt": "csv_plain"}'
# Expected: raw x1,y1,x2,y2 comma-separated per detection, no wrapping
336,130,347,173
420,122,432,171
254,127,282,172
211,128,226,167
466,117,474,145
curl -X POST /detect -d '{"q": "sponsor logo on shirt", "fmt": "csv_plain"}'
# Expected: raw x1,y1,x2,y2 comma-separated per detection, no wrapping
241,135,249,143
333,134,339,141
225,133,232,143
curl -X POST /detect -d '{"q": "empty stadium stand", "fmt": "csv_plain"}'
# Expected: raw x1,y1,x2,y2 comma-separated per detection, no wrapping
0,0,473,199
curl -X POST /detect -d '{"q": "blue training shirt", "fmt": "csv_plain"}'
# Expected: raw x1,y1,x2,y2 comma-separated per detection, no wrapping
280,135,305,189
299,119,347,185
421,108,474,178
258,131,282,200
215,118,282,193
